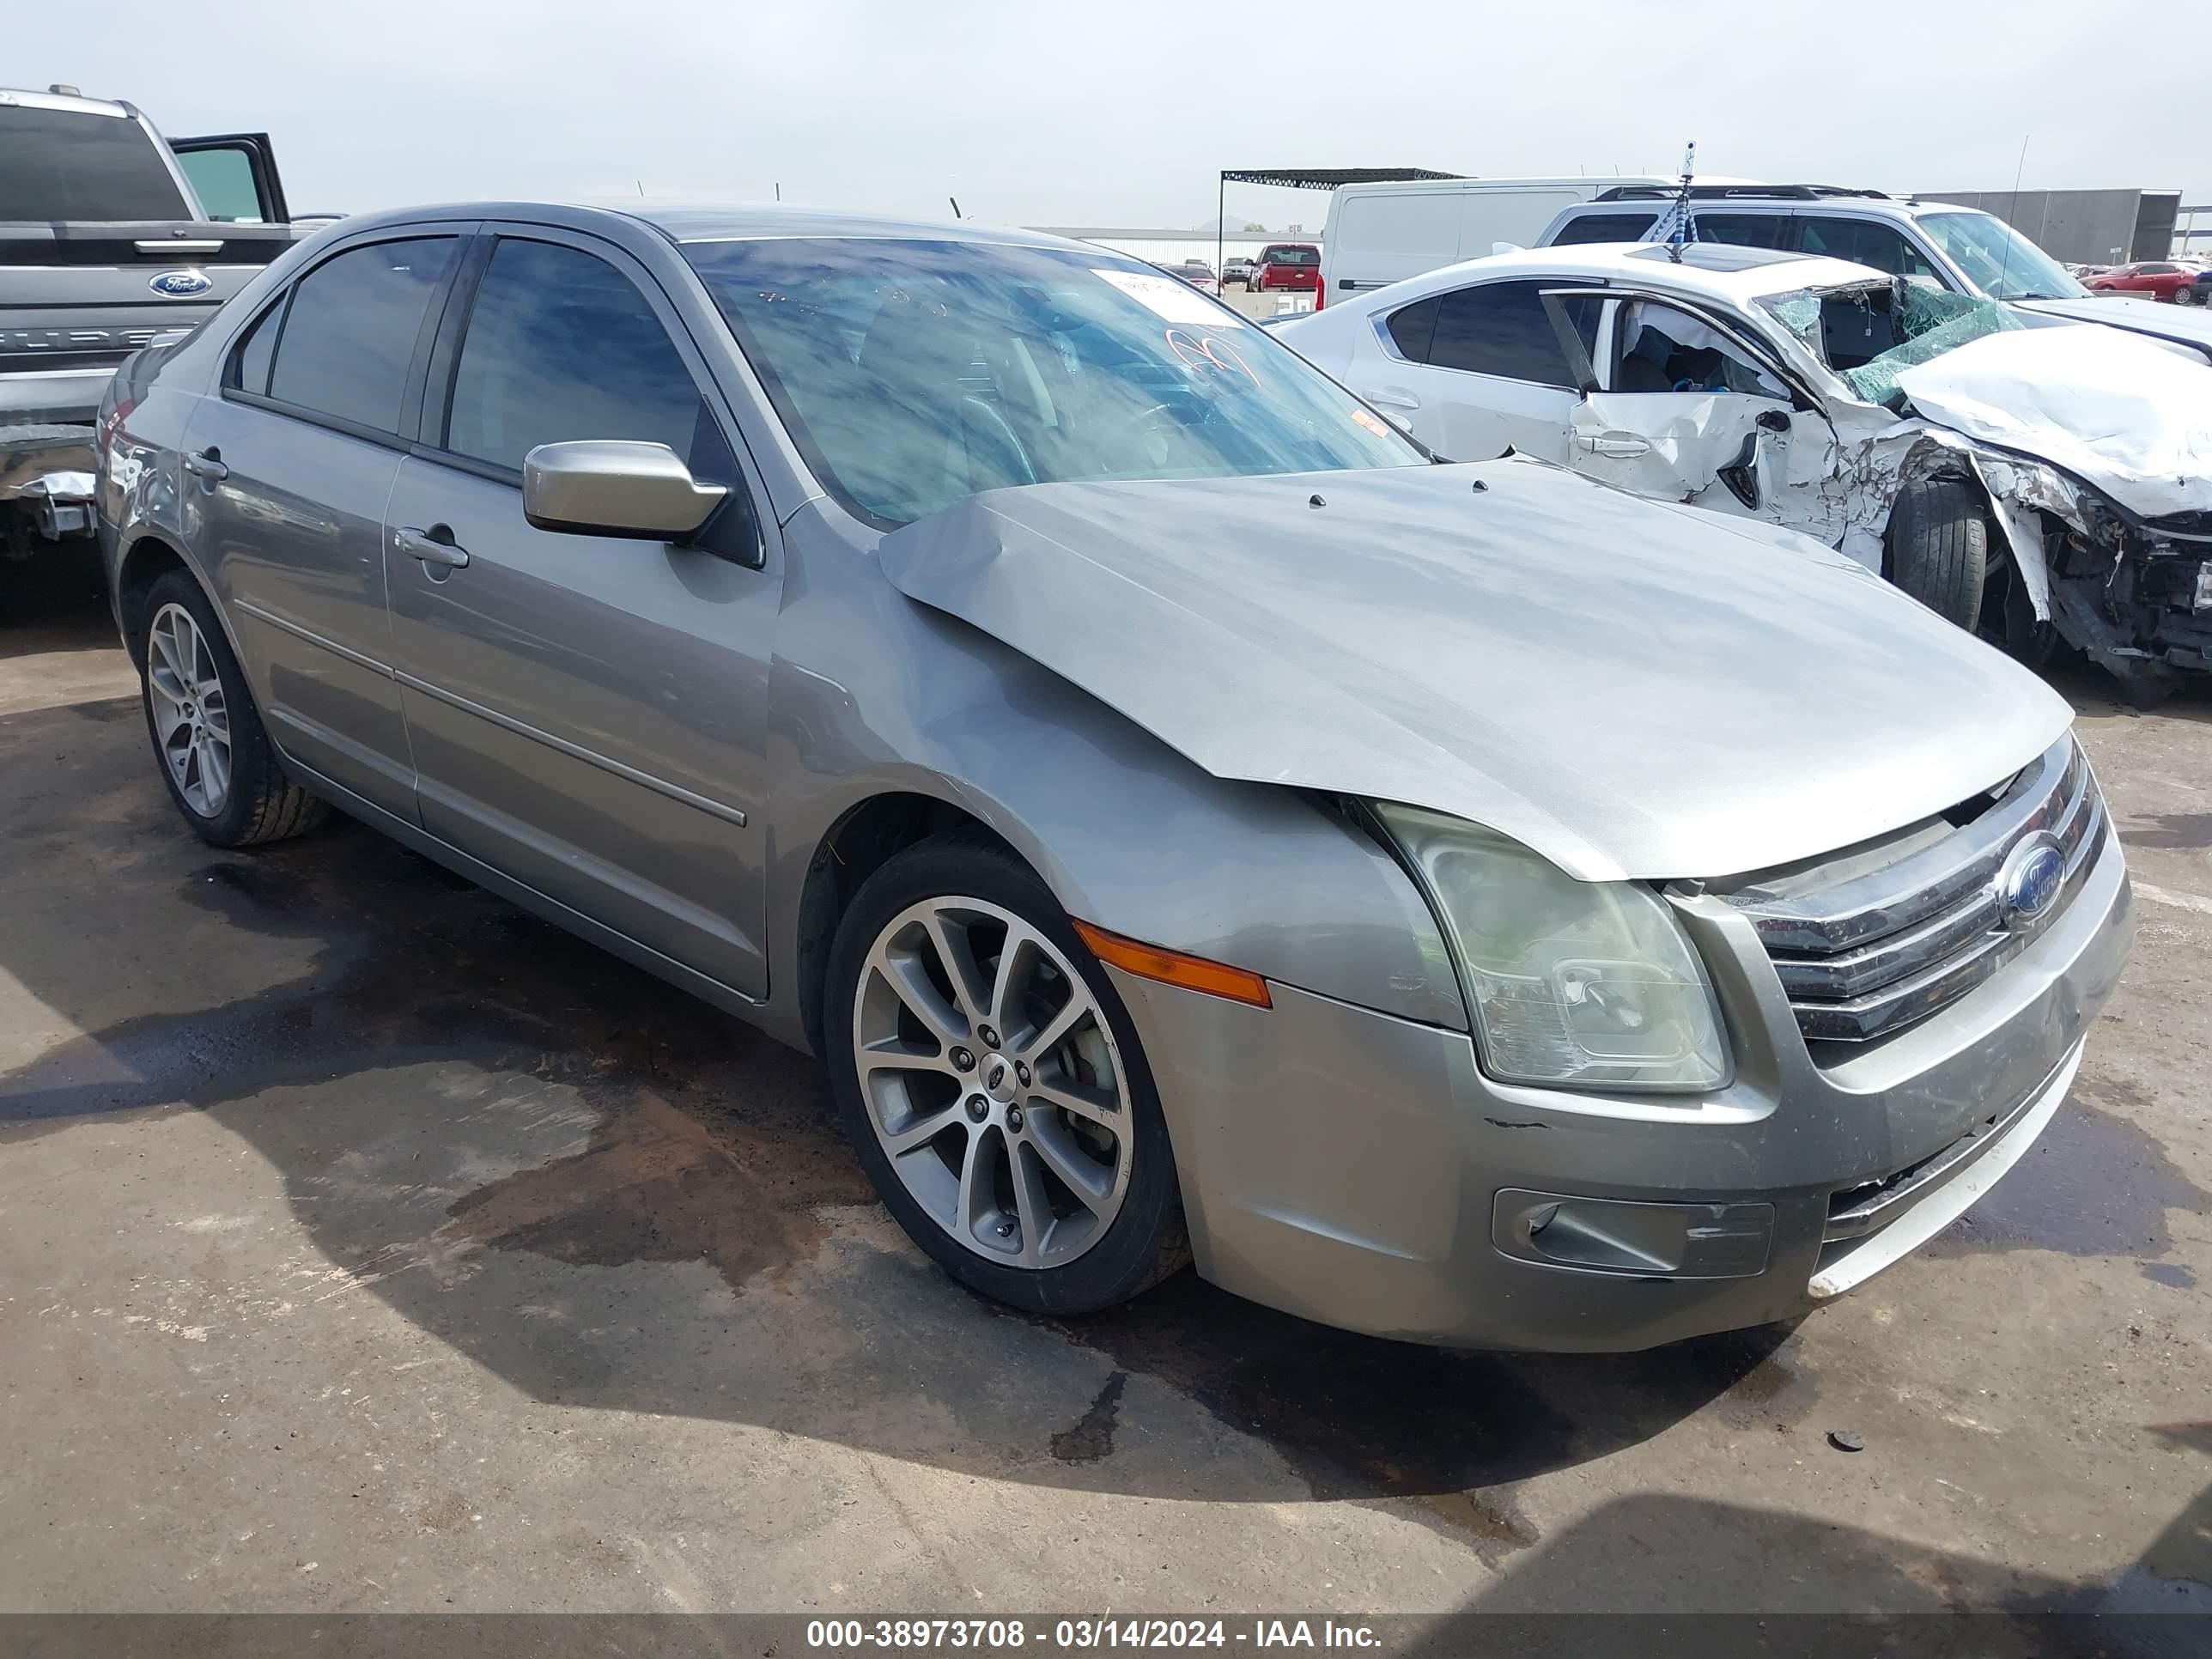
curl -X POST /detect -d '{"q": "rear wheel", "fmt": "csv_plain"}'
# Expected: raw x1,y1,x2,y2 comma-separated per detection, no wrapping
137,569,328,847
825,834,1188,1314
1887,477,1990,631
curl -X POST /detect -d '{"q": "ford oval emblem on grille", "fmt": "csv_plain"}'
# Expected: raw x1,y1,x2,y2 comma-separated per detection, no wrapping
149,269,212,298
1996,834,2066,932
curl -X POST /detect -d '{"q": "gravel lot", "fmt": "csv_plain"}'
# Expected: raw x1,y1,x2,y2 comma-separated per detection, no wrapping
0,577,2206,1620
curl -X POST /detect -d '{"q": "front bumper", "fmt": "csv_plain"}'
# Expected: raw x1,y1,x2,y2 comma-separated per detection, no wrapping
1109,831,2133,1351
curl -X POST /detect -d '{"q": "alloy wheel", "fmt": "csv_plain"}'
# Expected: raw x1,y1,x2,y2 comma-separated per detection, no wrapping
852,896,1133,1268
146,602,232,817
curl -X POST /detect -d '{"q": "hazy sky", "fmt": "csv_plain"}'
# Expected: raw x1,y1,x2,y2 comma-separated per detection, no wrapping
21,1,2211,233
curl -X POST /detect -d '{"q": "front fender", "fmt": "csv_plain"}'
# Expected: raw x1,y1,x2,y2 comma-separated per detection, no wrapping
759,527,1466,1048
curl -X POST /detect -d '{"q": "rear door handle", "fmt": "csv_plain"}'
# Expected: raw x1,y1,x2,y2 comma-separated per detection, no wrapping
182,450,228,481
393,526,469,569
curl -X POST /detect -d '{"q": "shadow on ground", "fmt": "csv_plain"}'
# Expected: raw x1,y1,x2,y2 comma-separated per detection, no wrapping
0,613,1803,1540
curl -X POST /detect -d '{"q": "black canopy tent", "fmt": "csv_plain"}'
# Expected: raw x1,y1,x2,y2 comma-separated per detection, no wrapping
1215,167,1461,289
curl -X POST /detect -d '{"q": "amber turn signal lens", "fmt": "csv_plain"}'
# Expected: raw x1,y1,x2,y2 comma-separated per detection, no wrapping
1073,921,1273,1008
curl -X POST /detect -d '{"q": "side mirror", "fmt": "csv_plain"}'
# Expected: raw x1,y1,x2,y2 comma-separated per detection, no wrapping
522,441,727,541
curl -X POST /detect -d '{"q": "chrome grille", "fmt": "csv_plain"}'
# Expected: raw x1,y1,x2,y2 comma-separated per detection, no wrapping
1722,739,2106,1044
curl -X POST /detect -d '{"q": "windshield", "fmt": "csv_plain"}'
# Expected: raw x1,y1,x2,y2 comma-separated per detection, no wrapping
1917,211,2087,301
685,237,1422,529
1760,281,2023,404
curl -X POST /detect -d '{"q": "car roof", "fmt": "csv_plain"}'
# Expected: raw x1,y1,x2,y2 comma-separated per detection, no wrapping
1557,193,1982,223
636,203,1088,248
0,86,137,119
316,200,1106,254
1381,241,1888,303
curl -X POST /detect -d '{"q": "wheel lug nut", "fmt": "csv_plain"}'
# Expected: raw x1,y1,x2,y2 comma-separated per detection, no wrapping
1015,1061,1031,1087
950,1046,975,1072
965,1095,988,1121
977,1024,1000,1050
1005,1105,1024,1133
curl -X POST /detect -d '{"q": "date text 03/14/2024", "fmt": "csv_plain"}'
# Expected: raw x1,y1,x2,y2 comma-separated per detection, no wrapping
805,1619,1382,1650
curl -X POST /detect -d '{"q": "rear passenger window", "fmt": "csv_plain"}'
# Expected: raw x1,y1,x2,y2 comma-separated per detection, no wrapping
1547,212,1656,246
1796,218,1937,280
1383,295,1441,361
266,237,458,433
228,299,282,396
443,239,707,475
1425,281,1595,387
1693,214,1792,250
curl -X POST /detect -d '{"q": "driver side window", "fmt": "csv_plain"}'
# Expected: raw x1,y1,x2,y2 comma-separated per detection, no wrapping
439,235,763,561
1607,301,1790,400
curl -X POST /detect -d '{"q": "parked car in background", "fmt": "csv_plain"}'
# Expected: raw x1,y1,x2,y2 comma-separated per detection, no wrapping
1539,186,2212,364
2087,261,2197,301
1274,240,2212,705
1222,256,1255,289
1251,242,1321,295
1,84,300,600
1157,258,1219,295
2186,267,2212,307
1321,174,1668,301
96,204,2130,1352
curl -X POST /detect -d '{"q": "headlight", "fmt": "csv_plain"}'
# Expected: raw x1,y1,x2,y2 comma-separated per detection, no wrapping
1376,805,1729,1093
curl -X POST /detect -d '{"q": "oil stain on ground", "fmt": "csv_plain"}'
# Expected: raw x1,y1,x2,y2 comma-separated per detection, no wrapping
1049,1371,1127,1463
444,1091,867,1291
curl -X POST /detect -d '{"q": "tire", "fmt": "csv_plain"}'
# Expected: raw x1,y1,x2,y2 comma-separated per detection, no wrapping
137,568,329,848
1887,477,1990,631
824,831,1188,1315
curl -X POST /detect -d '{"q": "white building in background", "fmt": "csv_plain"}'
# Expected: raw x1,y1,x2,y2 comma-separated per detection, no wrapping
1028,227,1320,270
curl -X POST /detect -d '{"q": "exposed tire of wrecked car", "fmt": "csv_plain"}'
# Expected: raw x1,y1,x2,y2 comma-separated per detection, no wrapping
1887,477,1990,632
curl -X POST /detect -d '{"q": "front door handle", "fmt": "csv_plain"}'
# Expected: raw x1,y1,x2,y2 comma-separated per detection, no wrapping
1366,387,1421,410
394,526,469,569
1582,432,1653,459
182,450,228,481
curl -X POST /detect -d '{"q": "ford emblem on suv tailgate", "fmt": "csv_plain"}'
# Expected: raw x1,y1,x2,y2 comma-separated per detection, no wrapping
149,269,213,297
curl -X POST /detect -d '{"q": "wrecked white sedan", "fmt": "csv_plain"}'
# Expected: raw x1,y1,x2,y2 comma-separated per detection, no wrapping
1278,242,2212,704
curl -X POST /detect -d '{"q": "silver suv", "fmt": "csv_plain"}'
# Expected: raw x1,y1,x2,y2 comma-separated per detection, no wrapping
1540,185,2212,363
97,203,2132,1350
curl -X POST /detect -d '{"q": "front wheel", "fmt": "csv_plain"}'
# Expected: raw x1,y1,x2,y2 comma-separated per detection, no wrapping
825,834,1188,1314
1887,477,1989,631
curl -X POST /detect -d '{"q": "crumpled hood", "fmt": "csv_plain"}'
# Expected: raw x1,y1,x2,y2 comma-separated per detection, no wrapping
1896,323,2212,520
878,460,2071,882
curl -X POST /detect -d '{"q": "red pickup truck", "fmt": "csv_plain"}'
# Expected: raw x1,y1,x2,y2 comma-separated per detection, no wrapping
1251,243,1321,295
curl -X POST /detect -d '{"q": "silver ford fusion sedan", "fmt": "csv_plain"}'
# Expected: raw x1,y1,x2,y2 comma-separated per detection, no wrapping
95,204,2132,1350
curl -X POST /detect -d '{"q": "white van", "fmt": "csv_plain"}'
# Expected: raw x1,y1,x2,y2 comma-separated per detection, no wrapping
1321,177,1670,302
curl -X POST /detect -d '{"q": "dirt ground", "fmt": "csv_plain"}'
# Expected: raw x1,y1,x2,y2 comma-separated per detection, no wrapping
0,574,2206,1622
